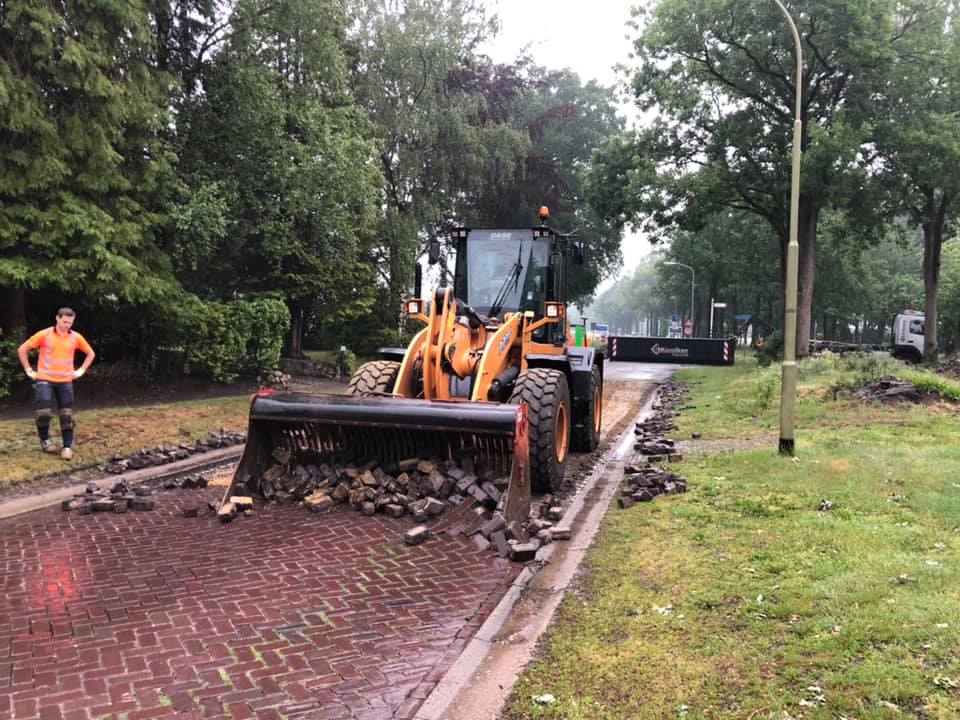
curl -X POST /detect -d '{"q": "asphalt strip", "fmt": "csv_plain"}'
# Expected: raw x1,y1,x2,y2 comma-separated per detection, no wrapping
415,390,659,720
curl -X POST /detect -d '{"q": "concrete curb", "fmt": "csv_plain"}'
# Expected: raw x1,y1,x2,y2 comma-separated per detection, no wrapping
414,388,659,720
0,444,243,520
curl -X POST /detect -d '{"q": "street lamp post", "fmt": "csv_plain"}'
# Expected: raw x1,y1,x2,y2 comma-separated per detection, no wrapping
772,0,803,456
664,261,695,333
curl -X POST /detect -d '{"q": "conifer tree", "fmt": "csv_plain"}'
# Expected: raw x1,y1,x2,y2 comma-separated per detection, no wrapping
0,0,176,335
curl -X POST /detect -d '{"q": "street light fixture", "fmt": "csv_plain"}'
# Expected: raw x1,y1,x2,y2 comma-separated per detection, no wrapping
663,261,695,333
771,0,803,457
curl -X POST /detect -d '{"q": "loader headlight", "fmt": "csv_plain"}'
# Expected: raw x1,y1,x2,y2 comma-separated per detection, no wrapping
407,300,420,314
546,303,561,318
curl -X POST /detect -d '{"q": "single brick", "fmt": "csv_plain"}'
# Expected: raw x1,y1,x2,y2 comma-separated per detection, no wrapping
404,525,429,545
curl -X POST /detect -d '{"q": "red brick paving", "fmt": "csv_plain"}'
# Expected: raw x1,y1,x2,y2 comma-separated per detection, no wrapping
0,487,520,719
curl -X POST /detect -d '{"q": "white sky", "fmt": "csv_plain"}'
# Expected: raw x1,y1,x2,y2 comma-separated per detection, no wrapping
480,0,656,290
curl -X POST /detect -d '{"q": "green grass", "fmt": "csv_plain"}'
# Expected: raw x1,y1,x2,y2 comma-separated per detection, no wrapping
0,395,251,487
503,355,960,720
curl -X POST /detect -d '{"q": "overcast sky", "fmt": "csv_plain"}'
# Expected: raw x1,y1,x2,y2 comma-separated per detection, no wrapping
480,1,657,289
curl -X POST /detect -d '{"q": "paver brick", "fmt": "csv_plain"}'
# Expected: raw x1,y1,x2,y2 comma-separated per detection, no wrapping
0,487,519,719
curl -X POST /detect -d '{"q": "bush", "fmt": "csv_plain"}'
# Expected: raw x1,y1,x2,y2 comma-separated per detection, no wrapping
176,295,290,383
337,347,358,377
0,327,23,399
756,330,784,366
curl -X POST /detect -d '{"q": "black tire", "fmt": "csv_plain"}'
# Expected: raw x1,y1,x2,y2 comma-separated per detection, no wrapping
572,364,602,452
509,368,571,494
346,360,400,395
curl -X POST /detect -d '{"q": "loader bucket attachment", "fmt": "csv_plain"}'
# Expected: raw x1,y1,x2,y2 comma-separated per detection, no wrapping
225,391,531,525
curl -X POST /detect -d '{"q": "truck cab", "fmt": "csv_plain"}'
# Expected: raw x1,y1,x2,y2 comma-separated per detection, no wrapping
892,311,924,362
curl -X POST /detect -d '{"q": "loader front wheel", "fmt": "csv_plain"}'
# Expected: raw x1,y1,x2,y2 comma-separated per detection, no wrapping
510,368,570,494
346,360,400,395
572,364,602,452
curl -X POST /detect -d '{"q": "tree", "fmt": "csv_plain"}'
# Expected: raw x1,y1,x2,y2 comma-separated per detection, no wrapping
592,0,922,357
589,255,672,336
659,211,781,338
173,0,384,356
1,0,177,337
873,2,960,360
347,0,529,321
469,66,626,306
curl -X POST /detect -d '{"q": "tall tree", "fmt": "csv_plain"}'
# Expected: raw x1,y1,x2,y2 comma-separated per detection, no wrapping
468,66,626,306
591,0,921,357
0,0,176,336
347,0,529,318
874,1,960,359
173,0,384,355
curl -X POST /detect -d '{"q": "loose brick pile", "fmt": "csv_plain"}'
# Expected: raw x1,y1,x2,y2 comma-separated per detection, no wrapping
61,481,158,514
106,429,245,474
62,474,211,517
620,382,690,508
618,464,688,507
407,493,570,563
219,449,570,562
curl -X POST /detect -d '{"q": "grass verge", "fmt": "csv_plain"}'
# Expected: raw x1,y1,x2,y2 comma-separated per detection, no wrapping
0,395,251,488
503,353,960,720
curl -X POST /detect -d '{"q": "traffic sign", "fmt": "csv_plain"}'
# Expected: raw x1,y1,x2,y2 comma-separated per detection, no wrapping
713,302,727,308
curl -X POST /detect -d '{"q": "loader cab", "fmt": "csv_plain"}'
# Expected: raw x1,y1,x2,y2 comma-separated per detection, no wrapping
449,226,569,343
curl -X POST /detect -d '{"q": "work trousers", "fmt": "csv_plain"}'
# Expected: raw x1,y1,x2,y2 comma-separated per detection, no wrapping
35,381,75,448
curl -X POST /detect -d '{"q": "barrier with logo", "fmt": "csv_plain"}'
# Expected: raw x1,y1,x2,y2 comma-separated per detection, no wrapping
609,336,736,366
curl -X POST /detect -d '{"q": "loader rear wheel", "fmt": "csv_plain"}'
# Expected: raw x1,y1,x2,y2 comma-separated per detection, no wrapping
346,360,400,395
572,364,602,452
510,368,570,494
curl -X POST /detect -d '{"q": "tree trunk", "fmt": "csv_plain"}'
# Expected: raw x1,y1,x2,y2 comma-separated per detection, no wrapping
1,287,26,338
795,197,820,359
287,300,304,359
922,219,943,361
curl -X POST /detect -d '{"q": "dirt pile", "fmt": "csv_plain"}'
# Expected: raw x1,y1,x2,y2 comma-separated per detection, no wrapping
852,376,922,403
935,353,960,381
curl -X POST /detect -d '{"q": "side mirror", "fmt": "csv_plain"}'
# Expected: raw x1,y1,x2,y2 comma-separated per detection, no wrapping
428,239,441,265
414,262,423,299
573,241,586,265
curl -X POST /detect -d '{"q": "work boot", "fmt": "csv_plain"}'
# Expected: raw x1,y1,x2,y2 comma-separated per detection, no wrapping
41,439,57,454
61,447,73,461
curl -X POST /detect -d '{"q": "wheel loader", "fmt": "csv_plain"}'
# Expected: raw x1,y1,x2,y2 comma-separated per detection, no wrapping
224,207,604,524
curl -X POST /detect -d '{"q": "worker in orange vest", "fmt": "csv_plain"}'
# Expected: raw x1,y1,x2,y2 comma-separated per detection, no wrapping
17,308,96,460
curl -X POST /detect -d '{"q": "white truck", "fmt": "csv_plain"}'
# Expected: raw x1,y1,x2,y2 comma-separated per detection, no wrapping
891,310,924,361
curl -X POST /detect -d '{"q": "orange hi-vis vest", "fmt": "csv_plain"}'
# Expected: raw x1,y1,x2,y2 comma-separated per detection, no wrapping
26,328,93,383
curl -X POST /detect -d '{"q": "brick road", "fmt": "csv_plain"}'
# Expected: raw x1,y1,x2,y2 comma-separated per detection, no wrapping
0,487,521,719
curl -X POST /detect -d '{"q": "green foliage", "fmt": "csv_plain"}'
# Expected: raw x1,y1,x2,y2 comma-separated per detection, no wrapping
900,369,960,402
588,0,945,356
750,366,781,412
176,296,290,383
505,361,960,718
756,331,783,367
348,0,533,318
336,347,357,378
938,238,960,351
0,0,178,304
0,327,22,400
172,0,383,354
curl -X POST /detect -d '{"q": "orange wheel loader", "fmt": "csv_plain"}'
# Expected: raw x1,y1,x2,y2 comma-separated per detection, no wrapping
224,207,604,524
